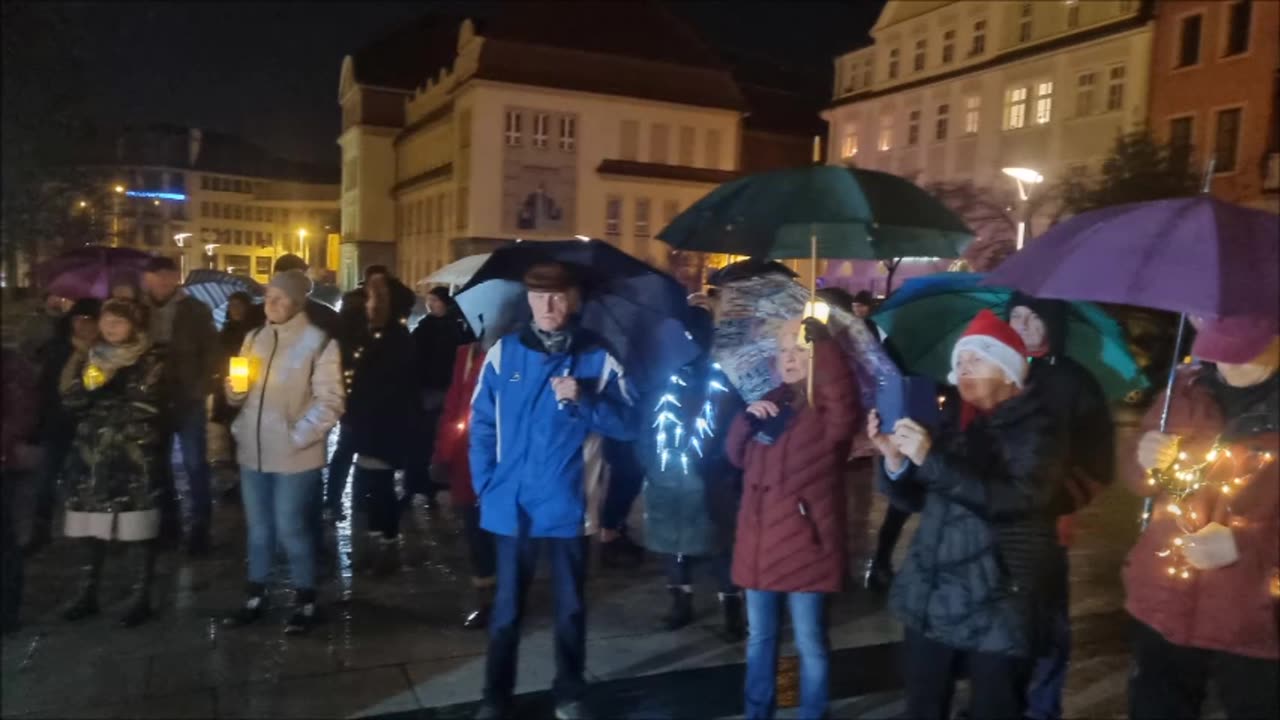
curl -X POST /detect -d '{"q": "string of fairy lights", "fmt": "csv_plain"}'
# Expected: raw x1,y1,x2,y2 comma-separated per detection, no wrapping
652,363,729,474
1146,438,1274,580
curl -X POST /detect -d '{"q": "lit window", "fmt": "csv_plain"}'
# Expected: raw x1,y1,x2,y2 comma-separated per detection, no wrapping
532,113,549,149
1035,81,1054,124
1006,86,1029,129
1106,65,1126,111
1076,72,1096,117
942,30,955,64
841,124,859,158
913,39,926,73
935,104,950,141
559,116,576,152
965,96,981,134
971,20,987,56
504,110,522,146
888,48,899,80
878,115,893,151
634,198,651,241
605,196,622,239
907,110,921,146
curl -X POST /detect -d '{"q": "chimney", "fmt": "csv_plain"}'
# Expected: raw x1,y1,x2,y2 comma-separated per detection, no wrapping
188,128,203,167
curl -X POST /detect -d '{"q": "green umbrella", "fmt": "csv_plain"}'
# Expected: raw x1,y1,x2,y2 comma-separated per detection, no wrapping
656,165,974,260
873,273,1149,402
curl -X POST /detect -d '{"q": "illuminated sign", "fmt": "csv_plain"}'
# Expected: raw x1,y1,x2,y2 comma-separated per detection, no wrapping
124,191,186,201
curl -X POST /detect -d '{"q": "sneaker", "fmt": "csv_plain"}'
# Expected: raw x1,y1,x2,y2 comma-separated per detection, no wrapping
284,602,318,634
222,594,267,627
554,700,594,720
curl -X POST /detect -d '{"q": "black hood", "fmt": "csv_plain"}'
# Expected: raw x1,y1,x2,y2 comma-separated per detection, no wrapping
1009,291,1069,358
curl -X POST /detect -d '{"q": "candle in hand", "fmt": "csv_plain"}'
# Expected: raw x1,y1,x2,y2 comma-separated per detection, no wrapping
83,364,106,391
229,356,251,393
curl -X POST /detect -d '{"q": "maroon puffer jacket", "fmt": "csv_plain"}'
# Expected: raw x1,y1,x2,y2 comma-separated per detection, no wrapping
728,339,859,593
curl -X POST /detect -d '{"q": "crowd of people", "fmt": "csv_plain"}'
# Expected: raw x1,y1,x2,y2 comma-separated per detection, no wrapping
1,252,1276,720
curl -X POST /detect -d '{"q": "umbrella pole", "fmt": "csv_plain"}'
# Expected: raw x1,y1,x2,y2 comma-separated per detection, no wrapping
807,229,817,405
1141,312,1189,530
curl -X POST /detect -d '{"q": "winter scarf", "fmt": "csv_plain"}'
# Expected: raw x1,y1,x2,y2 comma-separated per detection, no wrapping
88,334,151,385
532,323,572,354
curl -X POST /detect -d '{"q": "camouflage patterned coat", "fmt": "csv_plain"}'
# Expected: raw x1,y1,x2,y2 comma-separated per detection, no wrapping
60,344,167,541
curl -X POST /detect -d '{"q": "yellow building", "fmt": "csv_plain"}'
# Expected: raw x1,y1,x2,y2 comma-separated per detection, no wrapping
337,4,751,289
87,125,339,284
824,0,1153,230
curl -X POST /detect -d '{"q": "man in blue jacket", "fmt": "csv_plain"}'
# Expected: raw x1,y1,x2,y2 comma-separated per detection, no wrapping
469,262,634,720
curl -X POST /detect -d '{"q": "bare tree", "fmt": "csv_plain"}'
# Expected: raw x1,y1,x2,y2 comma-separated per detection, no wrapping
923,180,1020,272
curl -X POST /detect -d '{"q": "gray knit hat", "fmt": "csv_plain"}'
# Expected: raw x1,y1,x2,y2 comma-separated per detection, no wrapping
268,269,312,308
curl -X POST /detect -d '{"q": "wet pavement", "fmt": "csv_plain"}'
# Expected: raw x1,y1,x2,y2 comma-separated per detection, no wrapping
3,429,1149,719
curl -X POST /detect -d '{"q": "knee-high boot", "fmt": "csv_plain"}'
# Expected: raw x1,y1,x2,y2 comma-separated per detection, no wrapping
120,540,157,628
63,539,106,621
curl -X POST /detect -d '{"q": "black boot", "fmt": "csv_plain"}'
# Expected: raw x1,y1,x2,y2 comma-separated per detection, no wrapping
463,581,494,630
284,588,318,634
660,587,694,631
223,582,268,627
863,558,893,592
600,532,645,569
63,539,105,622
120,541,156,628
719,592,746,642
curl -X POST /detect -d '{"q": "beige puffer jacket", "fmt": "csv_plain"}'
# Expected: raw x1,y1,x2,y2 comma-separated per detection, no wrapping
229,311,344,474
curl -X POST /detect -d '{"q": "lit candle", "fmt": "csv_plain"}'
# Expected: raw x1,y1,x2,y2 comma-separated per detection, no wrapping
229,356,251,393
83,364,106,391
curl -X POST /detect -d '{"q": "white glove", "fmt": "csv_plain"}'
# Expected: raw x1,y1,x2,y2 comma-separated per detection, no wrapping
1181,522,1239,571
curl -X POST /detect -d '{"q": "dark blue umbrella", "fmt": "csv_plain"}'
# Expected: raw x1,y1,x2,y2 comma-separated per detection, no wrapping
455,239,699,392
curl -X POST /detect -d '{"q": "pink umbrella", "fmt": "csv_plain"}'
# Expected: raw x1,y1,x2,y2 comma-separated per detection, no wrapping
34,246,153,300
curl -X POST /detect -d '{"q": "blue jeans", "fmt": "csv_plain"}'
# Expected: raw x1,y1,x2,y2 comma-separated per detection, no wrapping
744,590,829,720
171,407,212,527
240,468,322,590
1026,548,1071,720
485,529,588,706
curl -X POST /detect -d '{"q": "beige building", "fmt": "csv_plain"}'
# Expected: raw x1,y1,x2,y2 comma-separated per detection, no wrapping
824,0,1154,229
84,125,339,284
337,4,761,289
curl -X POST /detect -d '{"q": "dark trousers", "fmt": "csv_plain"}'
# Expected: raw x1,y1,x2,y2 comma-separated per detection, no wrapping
601,439,643,532
1,475,22,630
462,504,496,581
324,424,356,510
1026,547,1071,720
162,406,212,531
404,409,441,498
357,467,399,540
485,530,588,706
664,552,736,595
32,427,74,532
872,504,910,569
902,627,1032,720
1129,618,1280,720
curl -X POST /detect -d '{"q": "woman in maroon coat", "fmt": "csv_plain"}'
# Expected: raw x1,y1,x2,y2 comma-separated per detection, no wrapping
727,317,859,720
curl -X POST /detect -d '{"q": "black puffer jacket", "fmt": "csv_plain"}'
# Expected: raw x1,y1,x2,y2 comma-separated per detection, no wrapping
344,321,418,467
882,385,1065,658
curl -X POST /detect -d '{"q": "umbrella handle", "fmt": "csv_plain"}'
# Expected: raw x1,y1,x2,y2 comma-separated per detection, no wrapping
1140,312,1189,531
807,229,817,405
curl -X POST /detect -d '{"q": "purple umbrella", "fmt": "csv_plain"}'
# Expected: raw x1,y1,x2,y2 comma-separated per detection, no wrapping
985,196,1279,322
34,246,153,300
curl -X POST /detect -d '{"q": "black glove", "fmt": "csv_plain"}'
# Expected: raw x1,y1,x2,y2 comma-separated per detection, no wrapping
802,317,830,344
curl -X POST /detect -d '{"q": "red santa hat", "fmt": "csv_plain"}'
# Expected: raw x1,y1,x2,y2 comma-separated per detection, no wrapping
947,309,1030,387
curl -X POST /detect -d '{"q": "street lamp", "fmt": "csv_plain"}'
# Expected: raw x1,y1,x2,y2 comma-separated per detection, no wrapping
174,233,193,276
1002,167,1044,250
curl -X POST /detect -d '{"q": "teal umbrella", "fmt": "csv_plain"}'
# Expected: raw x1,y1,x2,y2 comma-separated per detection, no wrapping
873,272,1149,402
656,165,974,260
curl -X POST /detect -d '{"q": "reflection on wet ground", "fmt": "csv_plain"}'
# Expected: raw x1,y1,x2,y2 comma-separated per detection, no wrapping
3,431,1145,718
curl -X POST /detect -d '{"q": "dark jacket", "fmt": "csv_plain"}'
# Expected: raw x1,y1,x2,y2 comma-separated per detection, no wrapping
1122,367,1278,660
728,338,859,593
152,294,218,415
882,386,1064,658
303,298,341,340
2,349,37,469
639,356,745,557
412,313,471,399
344,321,418,468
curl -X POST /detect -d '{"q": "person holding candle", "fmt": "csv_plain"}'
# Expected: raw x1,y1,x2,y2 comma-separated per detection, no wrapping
222,270,344,634
727,315,858,720
870,309,1063,720
58,298,167,628
1124,315,1278,720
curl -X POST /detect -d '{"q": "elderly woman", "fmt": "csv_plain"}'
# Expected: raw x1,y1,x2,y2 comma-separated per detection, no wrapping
870,309,1063,720
222,270,344,634
1124,316,1278,720
59,298,167,628
727,317,858,720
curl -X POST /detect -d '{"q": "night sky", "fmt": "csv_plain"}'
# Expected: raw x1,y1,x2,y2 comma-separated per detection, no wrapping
3,1,882,168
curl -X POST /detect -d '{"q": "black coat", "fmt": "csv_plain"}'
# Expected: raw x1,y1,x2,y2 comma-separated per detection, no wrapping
344,322,418,467
412,313,470,396
1028,355,1114,514
882,386,1065,658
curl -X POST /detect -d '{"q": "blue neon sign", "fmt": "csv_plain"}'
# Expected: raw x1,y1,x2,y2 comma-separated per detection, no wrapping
125,191,187,201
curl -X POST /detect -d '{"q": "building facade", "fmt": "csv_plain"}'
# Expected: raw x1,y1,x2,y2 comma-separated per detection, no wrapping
338,3,825,291
824,0,1154,231
1148,0,1279,212
79,125,339,284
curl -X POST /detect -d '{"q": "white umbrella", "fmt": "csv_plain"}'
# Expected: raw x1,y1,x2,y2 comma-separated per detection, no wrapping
417,253,491,291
